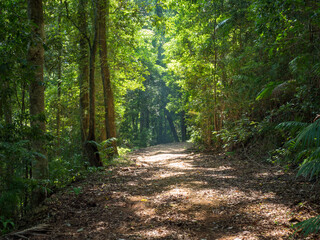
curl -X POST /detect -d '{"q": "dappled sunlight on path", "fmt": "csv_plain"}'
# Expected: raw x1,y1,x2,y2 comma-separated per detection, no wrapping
34,142,320,240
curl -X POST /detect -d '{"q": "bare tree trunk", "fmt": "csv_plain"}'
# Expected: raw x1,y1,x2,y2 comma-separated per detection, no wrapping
1,81,12,124
57,1,62,149
207,116,212,147
180,111,187,142
85,3,102,167
157,112,164,144
97,0,118,155
27,0,48,203
165,109,179,142
21,81,27,126
78,0,90,156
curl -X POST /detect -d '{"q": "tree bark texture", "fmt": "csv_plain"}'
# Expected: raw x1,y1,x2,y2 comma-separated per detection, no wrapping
180,111,187,142
57,2,62,149
97,0,118,155
78,0,89,148
165,109,179,142
85,4,102,167
1,81,12,124
27,0,48,180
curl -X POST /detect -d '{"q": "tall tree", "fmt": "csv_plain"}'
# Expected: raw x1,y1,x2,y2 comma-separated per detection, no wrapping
56,0,63,149
164,109,179,142
85,1,102,167
78,0,90,154
98,0,118,155
27,0,48,201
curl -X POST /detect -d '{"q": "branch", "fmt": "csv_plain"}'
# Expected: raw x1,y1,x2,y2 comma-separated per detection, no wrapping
63,0,91,47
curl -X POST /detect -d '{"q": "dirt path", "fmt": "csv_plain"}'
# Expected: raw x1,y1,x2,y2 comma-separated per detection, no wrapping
30,143,319,239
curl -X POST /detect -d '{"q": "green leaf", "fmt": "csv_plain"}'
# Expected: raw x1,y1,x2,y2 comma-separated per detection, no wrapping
294,215,320,236
256,82,277,100
276,121,308,135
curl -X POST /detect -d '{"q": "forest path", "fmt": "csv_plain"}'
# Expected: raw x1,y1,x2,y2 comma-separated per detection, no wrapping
34,142,318,240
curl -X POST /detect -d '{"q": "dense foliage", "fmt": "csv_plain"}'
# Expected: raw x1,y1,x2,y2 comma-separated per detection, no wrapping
0,0,319,236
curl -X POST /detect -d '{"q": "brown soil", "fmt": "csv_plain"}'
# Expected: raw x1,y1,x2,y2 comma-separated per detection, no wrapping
18,143,320,239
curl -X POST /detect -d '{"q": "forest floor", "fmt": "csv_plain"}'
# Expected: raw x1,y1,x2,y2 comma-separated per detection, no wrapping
16,143,320,239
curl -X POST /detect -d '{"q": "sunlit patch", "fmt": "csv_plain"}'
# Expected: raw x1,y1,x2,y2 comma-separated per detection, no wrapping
128,195,148,201
202,174,237,179
155,171,186,179
165,187,191,197
264,228,291,238
167,160,194,169
240,201,292,231
215,234,260,240
188,180,207,185
254,172,273,178
133,227,173,238
216,166,234,171
141,153,189,163
127,181,138,186
94,221,108,232
127,195,156,217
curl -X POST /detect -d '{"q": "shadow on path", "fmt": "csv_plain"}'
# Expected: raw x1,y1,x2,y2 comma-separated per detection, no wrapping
33,142,320,240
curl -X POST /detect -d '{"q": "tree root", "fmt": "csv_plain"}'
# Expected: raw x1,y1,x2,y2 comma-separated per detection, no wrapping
2,224,52,239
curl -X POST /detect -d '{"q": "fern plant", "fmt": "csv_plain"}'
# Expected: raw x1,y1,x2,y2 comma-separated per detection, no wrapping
87,138,117,161
277,119,320,179
277,119,320,236
294,215,320,236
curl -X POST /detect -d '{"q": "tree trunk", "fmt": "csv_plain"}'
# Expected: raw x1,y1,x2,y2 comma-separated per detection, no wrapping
97,0,118,155
85,8,103,167
57,2,62,149
78,0,89,155
1,81,12,124
27,0,48,203
207,116,212,146
180,111,187,142
165,109,179,142
20,81,27,127
157,113,163,144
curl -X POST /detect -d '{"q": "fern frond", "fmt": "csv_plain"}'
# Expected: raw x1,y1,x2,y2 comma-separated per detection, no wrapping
276,121,308,134
312,63,320,77
296,149,310,162
295,119,320,148
101,138,117,146
86,140,101,148
297,157,320,180
294,215,320,236
308,147,320,160
289,57,300,75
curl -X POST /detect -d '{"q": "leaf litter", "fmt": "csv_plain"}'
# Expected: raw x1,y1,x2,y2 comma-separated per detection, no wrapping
23,143,320,239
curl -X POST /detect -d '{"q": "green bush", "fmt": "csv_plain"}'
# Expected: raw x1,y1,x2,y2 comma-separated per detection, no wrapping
277,119,320,236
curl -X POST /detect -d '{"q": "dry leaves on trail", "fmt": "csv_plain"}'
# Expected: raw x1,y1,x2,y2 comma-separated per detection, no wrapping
22,143,320,240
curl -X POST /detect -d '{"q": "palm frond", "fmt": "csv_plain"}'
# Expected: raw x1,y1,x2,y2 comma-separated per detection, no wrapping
308,147,320,160
296,149,310,162
289,57,300,75
312,63,320,77
294,215,320,236
297,158,320,180
276,121,308,135
295,119,320,148
256,81,277,100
